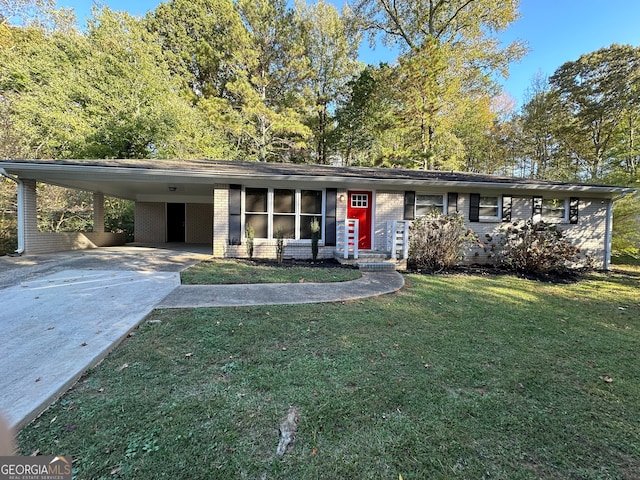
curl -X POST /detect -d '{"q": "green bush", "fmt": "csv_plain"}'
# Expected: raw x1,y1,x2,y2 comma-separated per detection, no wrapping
408,212,477,271
496,220,585,274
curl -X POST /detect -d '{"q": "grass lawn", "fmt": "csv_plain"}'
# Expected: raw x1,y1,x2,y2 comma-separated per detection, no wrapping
17,267,640,479
180,259,361,284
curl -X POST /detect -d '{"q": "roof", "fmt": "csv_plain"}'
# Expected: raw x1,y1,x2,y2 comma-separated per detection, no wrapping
0,158,635,201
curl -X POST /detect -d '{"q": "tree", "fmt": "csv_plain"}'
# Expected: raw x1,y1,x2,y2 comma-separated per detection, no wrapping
296,0,362,164
549,44,640,180
80,8,228,159
232,0,312,161
0,0,75,31
145,0,247,102
333,66,380,165
0,7,228,160
0,25,92,158
350,0,526,169
518,72,565,179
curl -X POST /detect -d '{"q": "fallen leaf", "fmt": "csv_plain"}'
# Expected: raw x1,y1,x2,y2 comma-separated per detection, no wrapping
80,342,88,347
602,376,613,383
110,466,121,475
35,377,41,382
299,278,305,283
424,363,431,368
47,327,54,331
310,448,318,457
380,353,387,359
184,352,194,359
98,387,105,393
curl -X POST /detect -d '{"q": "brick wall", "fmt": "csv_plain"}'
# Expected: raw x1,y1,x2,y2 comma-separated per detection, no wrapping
134,202,166,243
374,191,404,252
367,191,609,267
186,203,213,244
21,180,125,254
212,184,229,257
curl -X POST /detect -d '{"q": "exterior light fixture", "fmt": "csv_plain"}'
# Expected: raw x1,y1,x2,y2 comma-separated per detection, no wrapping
168,185,177,192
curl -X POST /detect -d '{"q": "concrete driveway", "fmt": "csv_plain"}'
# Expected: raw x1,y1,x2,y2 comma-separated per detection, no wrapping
0,244,211,431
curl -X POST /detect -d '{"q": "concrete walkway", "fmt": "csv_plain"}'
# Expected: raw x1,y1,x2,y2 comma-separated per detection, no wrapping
0,246,404,431
158,271,404,308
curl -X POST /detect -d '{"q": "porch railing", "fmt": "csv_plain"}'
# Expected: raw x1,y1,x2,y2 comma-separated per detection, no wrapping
336,219,359,259
386,220,410,260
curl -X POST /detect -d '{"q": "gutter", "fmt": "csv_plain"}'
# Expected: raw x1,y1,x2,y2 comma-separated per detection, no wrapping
0,168,24,255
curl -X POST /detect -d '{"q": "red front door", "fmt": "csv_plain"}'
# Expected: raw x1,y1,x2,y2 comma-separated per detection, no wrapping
347,191,372,250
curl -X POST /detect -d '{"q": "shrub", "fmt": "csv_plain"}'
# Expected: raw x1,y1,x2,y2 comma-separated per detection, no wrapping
408,212,477,271
496,220,584,274
310,217,320,261
275,228,285,264
245,225,255,259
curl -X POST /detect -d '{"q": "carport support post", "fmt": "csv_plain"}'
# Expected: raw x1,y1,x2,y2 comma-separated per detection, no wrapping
93,192,105,233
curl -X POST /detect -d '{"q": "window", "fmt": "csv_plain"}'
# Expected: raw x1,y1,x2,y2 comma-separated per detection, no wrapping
273,189,295,237
245,188,268,238
244,188,324,240
479,196,499,219
351,193,368,208
300,190,323,239
470,193,500,222
416,194,444,216
542,198,568,222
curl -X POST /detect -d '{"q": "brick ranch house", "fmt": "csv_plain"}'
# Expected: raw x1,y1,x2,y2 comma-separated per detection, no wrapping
0,159,635,269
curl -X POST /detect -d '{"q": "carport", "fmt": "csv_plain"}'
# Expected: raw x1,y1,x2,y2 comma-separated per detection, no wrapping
0,159,218,255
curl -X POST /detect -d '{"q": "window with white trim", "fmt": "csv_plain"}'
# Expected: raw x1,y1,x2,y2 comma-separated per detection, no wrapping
245,188,268,238
479,195,500,220
245,188,324,240
416,194,444,216
542,198,568,222
300,190,323,239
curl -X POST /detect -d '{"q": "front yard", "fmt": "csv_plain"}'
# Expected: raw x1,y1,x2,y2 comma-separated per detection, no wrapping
17,266,640,479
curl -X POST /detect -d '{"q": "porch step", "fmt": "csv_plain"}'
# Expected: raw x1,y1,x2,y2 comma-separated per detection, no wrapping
335,252,388,266
356,262,397,272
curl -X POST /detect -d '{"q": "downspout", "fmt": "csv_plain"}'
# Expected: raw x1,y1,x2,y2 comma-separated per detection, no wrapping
0,168,24,255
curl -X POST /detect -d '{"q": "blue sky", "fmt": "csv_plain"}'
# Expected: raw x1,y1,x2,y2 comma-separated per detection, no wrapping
58,0,640,108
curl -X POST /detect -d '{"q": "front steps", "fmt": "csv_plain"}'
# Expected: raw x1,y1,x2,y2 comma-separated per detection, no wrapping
335,252,406,271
